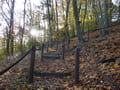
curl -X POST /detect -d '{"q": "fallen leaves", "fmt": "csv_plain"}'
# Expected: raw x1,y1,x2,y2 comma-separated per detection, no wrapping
89,74,97,79
113,64,120,68
0,24,120,89
80,65,84,69
34,77,42,81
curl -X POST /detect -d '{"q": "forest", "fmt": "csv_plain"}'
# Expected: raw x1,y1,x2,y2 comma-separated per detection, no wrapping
0,0,120,89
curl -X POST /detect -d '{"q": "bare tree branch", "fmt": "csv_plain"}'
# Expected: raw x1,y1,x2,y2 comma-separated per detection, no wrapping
1,13,9,26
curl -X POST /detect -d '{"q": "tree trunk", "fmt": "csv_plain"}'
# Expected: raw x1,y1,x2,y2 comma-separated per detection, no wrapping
118,2,120,21
47,0,52,47
81,0,88,34
104,0,109,28
109,0,113,26
20,0,26,55
98,0,105,37
9,0,15,55
55,0,59,33
64,0,70,39
72,0,83,44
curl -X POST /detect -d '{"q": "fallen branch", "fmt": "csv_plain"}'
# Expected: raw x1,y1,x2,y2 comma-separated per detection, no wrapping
99,55,120,63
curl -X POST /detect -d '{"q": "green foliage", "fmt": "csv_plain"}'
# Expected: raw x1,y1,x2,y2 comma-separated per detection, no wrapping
27,38,41,48
0,47,6,60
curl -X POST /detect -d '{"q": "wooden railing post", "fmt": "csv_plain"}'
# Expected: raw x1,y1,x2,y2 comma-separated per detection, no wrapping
62,41,65,60
75,48,80,84
41,44,44,61
28,46,36,83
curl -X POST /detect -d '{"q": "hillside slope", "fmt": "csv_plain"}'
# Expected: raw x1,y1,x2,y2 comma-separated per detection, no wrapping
0,23,120,89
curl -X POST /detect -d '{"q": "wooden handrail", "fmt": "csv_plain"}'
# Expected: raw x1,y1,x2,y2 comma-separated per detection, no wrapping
0,48,32,75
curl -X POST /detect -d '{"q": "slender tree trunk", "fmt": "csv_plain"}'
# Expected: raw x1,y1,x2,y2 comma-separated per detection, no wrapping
9,0,15,55
72,0,83,44
92,0,99,28
61,0,65,20
47,0,52,47
55,0,59,33
64,0,70,39
104,0,109,28
20,0,26,54
28,0,33,48
6,28,10,56
98,0,105,37
52,0,56,36
109,0,113,26
81,0,88,34
55,0,59,41
118,2,120,21
43,5,48,42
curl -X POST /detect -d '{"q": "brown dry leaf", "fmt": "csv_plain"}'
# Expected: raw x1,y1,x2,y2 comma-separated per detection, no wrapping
24,88,28,90
89,60,95,64
4,71,10,75
34,77,41,81
69,56,74,59
113,53,119,56
56,70,64,72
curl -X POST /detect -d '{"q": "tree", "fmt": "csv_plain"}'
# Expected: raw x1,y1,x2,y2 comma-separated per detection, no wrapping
104,0,109,28
46,0,52,47
20,0,27,54
118,2,120,21
72,0,83,44
0,0,15,56
55,0,58,32
64,0,70,41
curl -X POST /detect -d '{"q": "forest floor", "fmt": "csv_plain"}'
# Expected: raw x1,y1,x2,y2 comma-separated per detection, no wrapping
0,23,120,90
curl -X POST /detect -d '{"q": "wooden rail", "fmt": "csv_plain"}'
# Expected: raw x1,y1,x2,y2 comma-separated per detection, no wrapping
34,72,71,77
0,49,32,75
0,37,85,85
